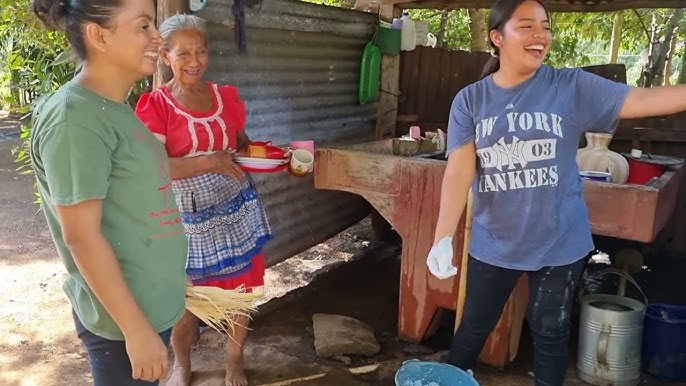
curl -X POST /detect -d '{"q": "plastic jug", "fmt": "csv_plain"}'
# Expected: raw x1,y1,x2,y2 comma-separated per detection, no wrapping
400,11,416,51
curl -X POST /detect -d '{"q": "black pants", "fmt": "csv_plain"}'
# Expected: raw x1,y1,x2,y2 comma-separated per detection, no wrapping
447,255,587,386
73,312,172,386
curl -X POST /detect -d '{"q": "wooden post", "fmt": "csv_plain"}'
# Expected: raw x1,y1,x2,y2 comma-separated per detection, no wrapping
153,0,190,88
375,4,400,140
370,4,401,239
608,11,624,64
454,190,474,332
156,0,190,28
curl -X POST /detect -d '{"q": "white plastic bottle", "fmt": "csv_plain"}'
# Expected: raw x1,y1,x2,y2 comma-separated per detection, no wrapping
400,11,416,51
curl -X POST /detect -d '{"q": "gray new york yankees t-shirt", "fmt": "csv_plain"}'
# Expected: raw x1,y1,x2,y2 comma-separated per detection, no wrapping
447,65,631,270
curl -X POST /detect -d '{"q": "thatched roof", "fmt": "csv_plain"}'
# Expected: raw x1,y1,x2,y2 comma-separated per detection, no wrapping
391,0,686,11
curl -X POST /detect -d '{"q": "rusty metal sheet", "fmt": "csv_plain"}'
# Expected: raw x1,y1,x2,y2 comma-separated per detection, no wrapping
190,0,377,266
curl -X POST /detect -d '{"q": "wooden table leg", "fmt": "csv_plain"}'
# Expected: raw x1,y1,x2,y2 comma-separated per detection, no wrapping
455,190,474,331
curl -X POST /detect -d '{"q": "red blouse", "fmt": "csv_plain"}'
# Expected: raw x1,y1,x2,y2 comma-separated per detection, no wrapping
135,82,246,158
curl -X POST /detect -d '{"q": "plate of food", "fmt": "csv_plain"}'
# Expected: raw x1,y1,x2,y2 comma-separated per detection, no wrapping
235,156,288,172
238,163,288,173
235,156,287,165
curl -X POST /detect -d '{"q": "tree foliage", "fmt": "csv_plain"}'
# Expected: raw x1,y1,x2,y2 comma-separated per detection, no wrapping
403,7,685,86
0,0,151,112
0,1,148,202
0,0,74,113
2,0,685,188
1,0,74,203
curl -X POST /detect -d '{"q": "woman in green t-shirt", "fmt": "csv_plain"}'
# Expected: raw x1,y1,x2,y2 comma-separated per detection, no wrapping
30,1,188,385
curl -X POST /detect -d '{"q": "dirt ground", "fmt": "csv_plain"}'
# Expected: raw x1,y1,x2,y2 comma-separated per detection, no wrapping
0,131,392,386
0,133,90,386
1,114,685,386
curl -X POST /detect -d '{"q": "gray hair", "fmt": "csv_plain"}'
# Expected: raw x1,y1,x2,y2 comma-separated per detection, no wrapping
159,14,208,50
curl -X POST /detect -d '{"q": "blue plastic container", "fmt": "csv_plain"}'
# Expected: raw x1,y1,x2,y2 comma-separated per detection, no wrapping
395,359,480,386
642,304,686,381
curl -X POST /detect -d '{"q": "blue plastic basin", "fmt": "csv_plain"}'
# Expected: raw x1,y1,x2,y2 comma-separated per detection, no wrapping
394,359,480,386
642,304,686,381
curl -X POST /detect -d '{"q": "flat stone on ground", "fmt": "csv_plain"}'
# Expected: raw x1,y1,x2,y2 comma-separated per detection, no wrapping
312,313,380,358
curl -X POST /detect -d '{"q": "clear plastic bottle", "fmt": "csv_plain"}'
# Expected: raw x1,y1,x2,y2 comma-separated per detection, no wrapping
400,11,416,51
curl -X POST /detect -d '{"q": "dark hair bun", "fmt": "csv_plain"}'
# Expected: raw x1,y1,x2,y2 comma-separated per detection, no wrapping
32,0,68,31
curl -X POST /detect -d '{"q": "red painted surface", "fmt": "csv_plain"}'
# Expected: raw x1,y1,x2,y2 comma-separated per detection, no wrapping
314,140,683,367
314,141,527,367
584,165,684,243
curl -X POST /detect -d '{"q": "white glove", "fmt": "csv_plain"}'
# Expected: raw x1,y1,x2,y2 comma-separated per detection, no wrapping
426,236,458,280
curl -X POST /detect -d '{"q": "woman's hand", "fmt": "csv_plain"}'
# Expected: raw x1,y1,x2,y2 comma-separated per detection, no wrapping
236,147,249,157
55,199,171,382
427,236,458,280
209,151,245,180
125,327,169,382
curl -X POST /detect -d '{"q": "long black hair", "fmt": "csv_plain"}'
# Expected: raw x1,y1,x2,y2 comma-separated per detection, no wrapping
33,0,124,60
480,0,549,79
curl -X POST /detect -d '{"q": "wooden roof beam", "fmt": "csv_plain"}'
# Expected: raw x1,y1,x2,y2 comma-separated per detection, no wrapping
383,0,686,12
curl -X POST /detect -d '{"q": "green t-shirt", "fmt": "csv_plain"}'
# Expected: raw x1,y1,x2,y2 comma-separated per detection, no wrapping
30,81,188,340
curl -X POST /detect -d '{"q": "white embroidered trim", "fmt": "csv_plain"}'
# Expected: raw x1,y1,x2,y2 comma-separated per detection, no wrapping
184,199,259,235
153,133,167,144
158,83,230,156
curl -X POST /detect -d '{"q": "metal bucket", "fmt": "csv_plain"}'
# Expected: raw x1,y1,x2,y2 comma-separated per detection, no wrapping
577,268,648,385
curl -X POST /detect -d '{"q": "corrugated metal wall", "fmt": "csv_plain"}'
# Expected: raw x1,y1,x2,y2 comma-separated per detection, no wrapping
192,0,378,266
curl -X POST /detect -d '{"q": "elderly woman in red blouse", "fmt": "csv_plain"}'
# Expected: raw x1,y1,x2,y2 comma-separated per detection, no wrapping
136,14,272,386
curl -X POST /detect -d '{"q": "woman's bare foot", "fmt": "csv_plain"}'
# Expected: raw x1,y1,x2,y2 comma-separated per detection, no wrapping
225,359,248,386
166,366,192,386
225,313,250,386
169,311,198,385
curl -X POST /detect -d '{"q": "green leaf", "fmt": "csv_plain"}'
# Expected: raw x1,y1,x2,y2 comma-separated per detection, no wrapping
52,50,74,67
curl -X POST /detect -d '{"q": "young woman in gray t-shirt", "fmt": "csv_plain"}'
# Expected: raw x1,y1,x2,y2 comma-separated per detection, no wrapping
428,0,686,384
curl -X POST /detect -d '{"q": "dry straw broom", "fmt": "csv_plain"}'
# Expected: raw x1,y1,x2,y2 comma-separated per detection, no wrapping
185,284,263,338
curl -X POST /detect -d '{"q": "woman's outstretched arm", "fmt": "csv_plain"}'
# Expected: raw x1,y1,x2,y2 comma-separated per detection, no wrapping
620,85,686,119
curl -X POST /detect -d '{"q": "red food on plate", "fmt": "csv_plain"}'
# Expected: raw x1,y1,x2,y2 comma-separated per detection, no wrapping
246,141,285,159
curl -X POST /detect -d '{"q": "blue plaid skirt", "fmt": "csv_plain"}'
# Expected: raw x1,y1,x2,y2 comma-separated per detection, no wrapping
171,172,272,280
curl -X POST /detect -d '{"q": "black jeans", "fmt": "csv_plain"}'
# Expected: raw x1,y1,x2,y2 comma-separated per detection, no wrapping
447,255,587,386
73,312,172,386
